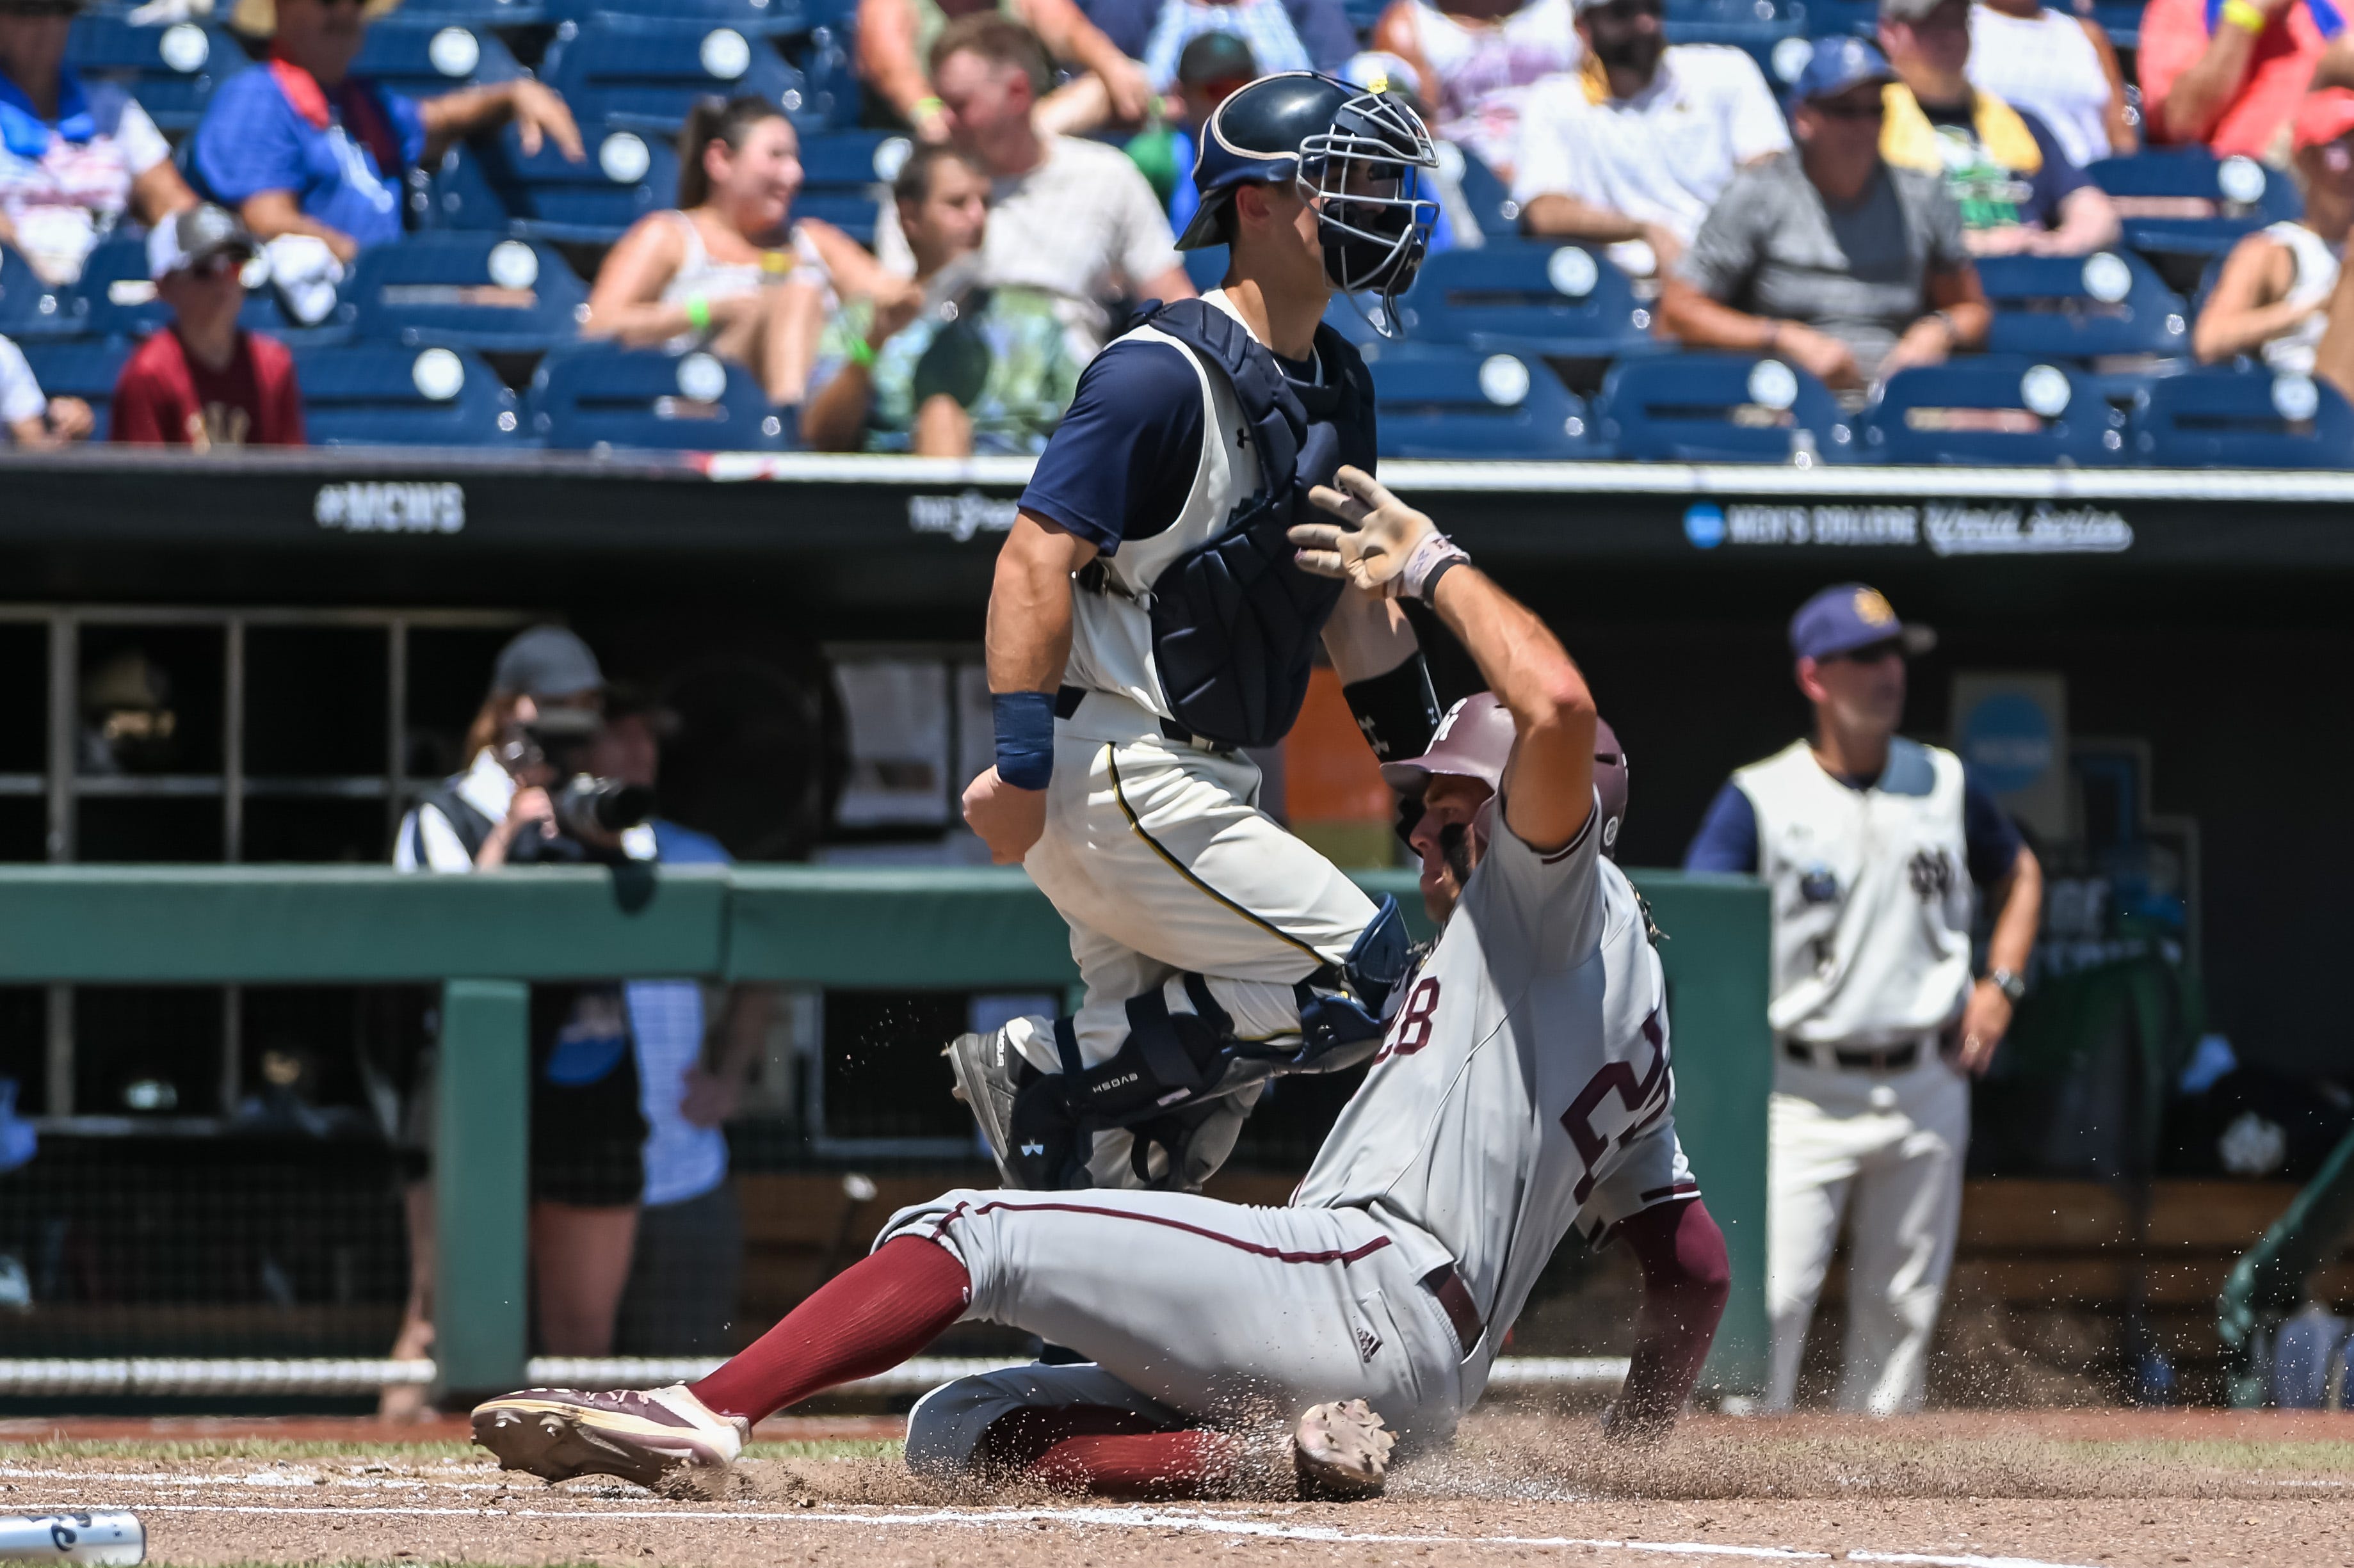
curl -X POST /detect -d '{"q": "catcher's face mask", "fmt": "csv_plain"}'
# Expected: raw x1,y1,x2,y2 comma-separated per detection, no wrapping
1298,90,1439,330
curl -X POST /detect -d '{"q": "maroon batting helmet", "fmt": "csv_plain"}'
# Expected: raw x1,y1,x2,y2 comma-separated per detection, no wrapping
1384,694,1629,860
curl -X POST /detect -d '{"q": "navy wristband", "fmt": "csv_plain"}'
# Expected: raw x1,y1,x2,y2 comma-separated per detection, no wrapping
992,691,1056,790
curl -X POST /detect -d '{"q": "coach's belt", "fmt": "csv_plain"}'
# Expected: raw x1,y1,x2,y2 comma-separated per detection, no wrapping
1422,1264,1485,1359
1055,685,1236,755
1782,1038,1922,1073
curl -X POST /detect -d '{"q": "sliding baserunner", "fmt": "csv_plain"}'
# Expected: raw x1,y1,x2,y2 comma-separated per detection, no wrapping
471,471,1729,1498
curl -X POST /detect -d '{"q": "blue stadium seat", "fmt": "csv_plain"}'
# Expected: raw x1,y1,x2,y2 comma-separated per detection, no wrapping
1860,357,2124,465
1975,250,2191,360
72,234,337,345
335,234,588,351
547,0,810,28
349,15,524,104
540,14,810,132
1797,0,1882,35
431,120,680,244
373,0,547,21
2088,148,2301,271
2128,367,2354,468
1595,353,1853,462
1182,245,1228,294
1663,0,1812,90
15,339,130,440
796,131,907,247
64,17,246,134
1362,342,1599,459
2083,0,2141,47
293,344,524,447
528,343,791,450
1443,144,1522,244
1392,243,1660,365
0,245,85,341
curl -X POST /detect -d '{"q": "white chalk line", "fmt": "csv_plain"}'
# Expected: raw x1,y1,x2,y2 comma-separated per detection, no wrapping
0,1465,506,1493
88,1499,2102,1568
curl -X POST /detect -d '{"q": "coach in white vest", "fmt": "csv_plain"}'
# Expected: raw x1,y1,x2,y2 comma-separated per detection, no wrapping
1684,584,2041,1414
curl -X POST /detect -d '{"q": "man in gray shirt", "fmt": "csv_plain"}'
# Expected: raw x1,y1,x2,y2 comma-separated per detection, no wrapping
1657,37,1989,394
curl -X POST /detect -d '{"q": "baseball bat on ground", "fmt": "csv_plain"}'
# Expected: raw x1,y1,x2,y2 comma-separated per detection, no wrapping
0,1512,143,1564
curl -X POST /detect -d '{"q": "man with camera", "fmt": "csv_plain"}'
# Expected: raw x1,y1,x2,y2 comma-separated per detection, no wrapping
383,626,658,1414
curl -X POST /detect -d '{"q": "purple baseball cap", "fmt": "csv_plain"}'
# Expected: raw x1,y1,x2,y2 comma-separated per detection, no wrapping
1789,583,1936,662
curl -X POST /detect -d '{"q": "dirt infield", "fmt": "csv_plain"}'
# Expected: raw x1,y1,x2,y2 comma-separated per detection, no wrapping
4,1408,2349,1568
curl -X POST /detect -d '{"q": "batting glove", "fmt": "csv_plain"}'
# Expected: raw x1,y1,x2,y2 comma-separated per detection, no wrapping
1292,466,1468,601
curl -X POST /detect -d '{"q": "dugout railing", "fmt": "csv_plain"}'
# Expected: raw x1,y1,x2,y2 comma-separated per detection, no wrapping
0,864,1770,1401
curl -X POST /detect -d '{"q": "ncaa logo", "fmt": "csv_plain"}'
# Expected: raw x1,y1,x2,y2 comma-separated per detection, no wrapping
1684,504,1726,549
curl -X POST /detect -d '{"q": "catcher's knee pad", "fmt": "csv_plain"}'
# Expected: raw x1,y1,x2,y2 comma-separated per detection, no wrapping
1294,895,1410,1064
1059,984,1236,1132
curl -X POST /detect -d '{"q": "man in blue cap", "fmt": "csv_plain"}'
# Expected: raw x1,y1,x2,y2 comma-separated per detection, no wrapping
1685,584,2042,1415
1656,36,1990,396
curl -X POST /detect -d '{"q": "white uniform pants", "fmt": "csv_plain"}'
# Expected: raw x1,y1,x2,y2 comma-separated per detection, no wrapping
1004,696,1382,1182
882,1187,1465,1476
1765,1051,1969,1415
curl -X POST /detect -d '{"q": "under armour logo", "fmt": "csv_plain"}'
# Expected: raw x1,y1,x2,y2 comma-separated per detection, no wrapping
1020,1142,1045,1157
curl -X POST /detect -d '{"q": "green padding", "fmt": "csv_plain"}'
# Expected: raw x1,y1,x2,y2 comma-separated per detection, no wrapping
0,865,730,982
726,867,1079,986
435,978,529,1395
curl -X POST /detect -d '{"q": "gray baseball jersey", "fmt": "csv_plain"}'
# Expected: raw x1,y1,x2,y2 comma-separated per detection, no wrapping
889,792,1695,1473
1293,794,1694,1395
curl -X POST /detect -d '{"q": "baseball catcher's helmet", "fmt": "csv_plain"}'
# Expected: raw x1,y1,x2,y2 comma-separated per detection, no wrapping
1385,694,1630,861
1174,71,1437,320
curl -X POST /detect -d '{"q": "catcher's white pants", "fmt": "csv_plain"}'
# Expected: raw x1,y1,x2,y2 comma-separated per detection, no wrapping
1008,693,1380,1074
1764,1051,1968,1415
883,1187,1465,1475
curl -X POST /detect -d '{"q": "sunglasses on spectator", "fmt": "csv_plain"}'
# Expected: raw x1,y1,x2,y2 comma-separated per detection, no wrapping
181,252,248,281
1588,0,1665,19
1812,97,1888,121
1832,639,1906,665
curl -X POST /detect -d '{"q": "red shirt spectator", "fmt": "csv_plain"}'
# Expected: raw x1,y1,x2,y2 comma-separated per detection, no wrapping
109,205,305,450
2140,0,2340,157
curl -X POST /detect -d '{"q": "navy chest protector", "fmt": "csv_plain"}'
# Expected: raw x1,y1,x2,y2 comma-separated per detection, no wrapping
1137,300,1378,750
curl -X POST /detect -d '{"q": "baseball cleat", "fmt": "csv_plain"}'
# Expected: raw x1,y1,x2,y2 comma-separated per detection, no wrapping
945,1028,1031,1187
1291,1398,1396,1500
471,1384,747,1489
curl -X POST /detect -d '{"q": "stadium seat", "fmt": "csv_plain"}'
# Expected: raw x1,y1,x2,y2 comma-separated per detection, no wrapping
1860,356,2124,465
1663,0,1812,90
1442,144,1522,244
0,244,85,341
15,339,130,440
1392,243,1661,369
1182,245,1228,294
1595,352,1853,463
348,14,524,104
335,234,588,351
545,0,810,26
2088,148,2300,281
293,344,524,447
540,14,811,132
72,233,340,346
373,0,547,21
2129,367,2354,468
1362,342,1600,459
1974,250,2191,360
527,342,791,451
795,131,908,248
64,17,246,134
430,120,680,245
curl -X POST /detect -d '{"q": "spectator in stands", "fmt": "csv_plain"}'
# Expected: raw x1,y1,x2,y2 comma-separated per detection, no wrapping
591,692,773,1359
1089,0,1355,77
1967,0,2136,165
0,0,198,287
1512,0,1788,273
381,627,649,1414
1137,0,1320,92
2138,0,2337,157
2194,89,2354,372
1371,0,1580,177
806,145,1081,454
876,16,1193,360
111,205,305,449
1879,0,2120,256
859,0,1153,142
1658,38,1990,396
0,332,88,447
1125,31,1255,229
191,0,582,266
586,98,898,410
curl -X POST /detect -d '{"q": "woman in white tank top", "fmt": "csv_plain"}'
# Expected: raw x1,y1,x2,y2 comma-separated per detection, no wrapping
2191,98,2354,375
1964,0,2133,169
1370,0,1578,176
585,96,899,405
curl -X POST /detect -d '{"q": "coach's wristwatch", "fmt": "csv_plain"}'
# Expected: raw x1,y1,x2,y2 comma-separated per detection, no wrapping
1985,966,2026,1004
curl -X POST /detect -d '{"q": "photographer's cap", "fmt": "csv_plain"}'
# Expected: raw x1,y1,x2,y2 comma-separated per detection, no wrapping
492,625,604,700
1789,583,1935,661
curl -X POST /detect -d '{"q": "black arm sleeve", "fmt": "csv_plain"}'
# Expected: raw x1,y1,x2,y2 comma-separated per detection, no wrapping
1342,653,1442,763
